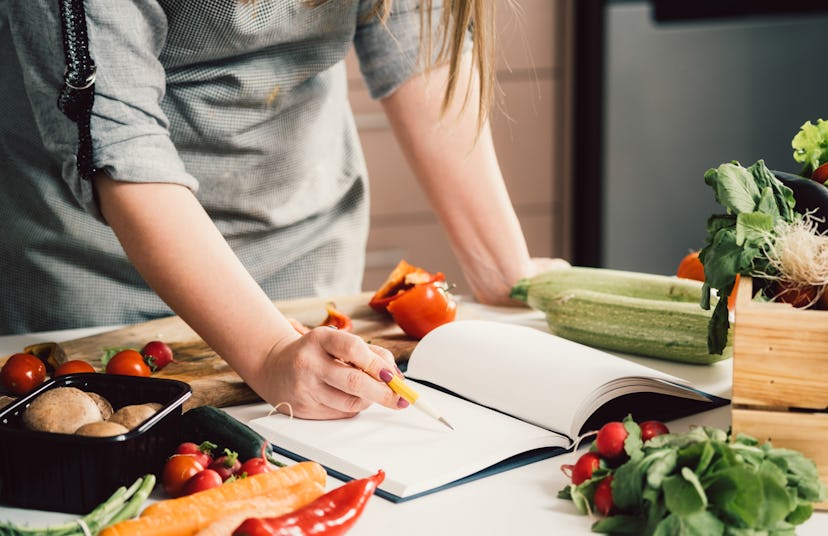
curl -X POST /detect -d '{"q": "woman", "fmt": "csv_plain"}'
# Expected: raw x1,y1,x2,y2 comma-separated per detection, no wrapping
1,0,567,418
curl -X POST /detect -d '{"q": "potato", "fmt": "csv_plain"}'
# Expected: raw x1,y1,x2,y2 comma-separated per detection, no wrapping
108,403,163,430
85,391,114,420
22,387,102,434
75,421,129,437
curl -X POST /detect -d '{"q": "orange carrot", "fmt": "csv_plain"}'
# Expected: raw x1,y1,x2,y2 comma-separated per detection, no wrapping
100,480,324,536
100,461,326,536
142,461,324,518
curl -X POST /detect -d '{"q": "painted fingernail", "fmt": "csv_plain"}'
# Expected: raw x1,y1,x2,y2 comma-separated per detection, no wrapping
379,368,394,383
397,397,410,409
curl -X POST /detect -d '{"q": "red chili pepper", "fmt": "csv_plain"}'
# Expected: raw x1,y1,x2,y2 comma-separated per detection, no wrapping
232,470,385,536
319,302,353,332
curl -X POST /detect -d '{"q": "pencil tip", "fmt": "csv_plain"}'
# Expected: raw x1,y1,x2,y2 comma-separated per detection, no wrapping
439,417,455,430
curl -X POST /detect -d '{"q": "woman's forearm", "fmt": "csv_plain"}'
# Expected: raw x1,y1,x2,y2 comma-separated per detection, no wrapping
92,173,294,381
380,58,534,303
92,173,405,418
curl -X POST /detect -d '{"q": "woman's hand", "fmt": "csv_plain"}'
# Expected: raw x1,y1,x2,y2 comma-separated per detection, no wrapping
527,257,571,277
469,257,571,307
252,327,407,420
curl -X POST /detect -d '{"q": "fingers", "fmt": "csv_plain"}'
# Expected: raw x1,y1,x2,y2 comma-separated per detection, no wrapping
530,257,570,275
313,327,395,380
266,327,405,418
317,359,400,413
311,330,403,412
367,343,402,376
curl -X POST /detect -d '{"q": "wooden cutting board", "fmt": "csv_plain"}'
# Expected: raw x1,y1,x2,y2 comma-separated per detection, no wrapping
54,292,438,410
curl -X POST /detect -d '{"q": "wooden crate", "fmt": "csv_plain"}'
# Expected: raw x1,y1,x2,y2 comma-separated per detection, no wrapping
731,276,828,510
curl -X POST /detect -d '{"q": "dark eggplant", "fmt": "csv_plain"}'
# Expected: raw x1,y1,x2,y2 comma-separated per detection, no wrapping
773,170,828,233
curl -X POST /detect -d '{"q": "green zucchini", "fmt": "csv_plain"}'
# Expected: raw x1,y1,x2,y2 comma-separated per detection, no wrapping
180,405,282,465
511,267,731,365
510,266,706,305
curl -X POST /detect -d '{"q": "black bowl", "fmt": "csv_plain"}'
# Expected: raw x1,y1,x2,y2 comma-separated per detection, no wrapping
0,373,191,513
773,170,828,233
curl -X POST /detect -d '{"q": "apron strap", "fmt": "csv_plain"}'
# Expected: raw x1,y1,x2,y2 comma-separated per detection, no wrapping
56,0,97,181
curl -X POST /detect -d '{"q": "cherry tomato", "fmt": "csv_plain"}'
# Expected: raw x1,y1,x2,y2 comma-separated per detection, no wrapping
0,353,47,395
595,421,628,461
54,360,96,377
386,282,457,340
639,420,669,442
182,469,223,496
593,475,615,516
208,449,241,481
571,452,601,485
106,349,151,377
175,441,215,468
141,340,175,371
162,454,205,497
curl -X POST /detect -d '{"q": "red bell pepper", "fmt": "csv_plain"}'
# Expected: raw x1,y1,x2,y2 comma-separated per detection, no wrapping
386,280,457,340
368,259,445,313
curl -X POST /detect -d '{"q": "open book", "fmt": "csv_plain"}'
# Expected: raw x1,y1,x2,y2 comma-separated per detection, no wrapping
248,320,726,501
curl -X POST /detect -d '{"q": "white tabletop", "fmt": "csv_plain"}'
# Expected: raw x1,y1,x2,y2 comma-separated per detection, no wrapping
1,305,825,535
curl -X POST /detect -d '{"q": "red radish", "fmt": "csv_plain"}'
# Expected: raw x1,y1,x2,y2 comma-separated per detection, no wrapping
208,449,241,481
239,456,274,477
182,469,223,495
141,340,176,371
593,476,615,516
595,421,628,460
774,281,819,308
571,452,601,485
175,441,215,468
239,443,275,477
639,420,669,442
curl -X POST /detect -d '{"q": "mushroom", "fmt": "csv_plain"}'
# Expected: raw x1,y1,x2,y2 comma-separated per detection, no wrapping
75,421,129,437
108,402,163,430
22,387,103,434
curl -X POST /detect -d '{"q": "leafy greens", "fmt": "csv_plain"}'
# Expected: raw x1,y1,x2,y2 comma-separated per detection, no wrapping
699,160,797,354
792,118,828,175
560,416,826,535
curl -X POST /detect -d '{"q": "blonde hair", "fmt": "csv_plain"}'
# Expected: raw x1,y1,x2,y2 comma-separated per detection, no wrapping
304,0,495,129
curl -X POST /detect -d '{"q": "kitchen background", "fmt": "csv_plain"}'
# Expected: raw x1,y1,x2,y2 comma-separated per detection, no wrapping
350,0,828,294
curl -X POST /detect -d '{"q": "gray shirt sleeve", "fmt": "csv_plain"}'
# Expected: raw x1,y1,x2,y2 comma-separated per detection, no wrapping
8,0,198,221
353,0,444,100
87,3,198,191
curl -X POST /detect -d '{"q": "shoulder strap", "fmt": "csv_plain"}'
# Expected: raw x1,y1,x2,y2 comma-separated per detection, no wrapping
57,0,98,181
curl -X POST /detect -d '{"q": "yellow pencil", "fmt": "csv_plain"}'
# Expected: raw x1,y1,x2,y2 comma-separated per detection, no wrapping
379,369,454,430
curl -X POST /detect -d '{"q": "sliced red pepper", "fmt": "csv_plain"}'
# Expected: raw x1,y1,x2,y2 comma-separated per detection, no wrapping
232,470,385,536
368,259,444,313
319,302,353,332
